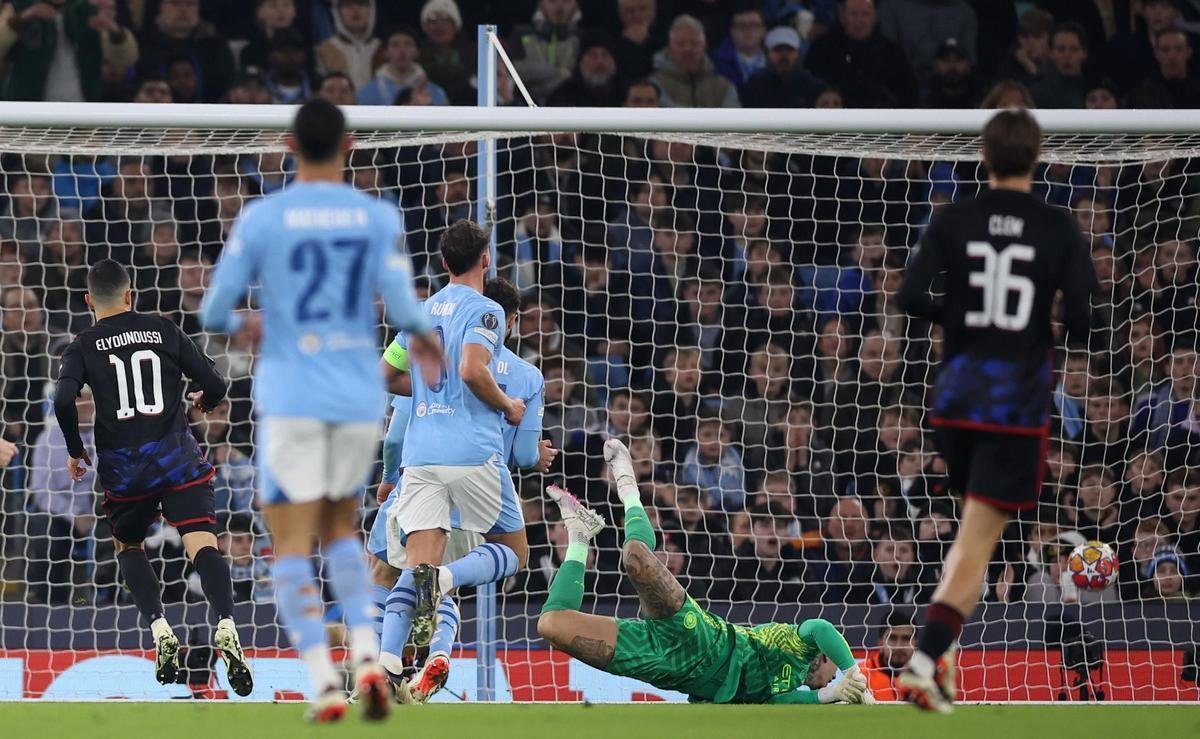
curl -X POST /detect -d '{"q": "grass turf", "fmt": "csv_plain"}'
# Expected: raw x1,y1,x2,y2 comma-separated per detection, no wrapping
0,703,1196,739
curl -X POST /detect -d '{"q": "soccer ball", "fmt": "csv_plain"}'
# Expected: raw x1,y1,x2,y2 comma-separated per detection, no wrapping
1067,540,1118,591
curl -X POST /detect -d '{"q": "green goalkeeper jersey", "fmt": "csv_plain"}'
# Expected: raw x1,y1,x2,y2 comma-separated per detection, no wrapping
720,619,858,704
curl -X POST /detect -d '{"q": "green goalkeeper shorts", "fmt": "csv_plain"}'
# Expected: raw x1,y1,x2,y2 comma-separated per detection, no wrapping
608,596,736,700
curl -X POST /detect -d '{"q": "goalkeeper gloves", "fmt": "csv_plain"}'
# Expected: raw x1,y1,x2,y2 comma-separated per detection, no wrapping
817,664,869,704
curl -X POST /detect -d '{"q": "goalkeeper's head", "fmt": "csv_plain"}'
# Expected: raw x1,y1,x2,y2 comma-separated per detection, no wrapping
982,107,1041,182
804,654,838,690
289,97,351,168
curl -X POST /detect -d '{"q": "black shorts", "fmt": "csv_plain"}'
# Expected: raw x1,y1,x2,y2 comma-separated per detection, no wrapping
103,478,218,543
933,424,1047,513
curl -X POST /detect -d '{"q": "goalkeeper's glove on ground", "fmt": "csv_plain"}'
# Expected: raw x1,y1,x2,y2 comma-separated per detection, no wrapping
817,664,868,704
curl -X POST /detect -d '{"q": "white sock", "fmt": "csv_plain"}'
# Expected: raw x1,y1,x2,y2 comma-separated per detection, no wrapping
150,617,172,640
348,624,379,668
301,645,341,695
908,650,936,679
378,650,406,676
438,567,455,594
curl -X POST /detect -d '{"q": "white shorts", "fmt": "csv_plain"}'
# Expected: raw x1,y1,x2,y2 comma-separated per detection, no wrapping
394,455,523,535
260,417,378,505
381,498,482,569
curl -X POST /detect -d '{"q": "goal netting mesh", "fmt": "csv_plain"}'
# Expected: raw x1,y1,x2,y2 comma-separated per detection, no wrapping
1,117,1199,703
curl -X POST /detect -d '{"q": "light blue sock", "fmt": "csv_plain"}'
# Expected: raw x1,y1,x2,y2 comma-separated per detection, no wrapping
443,543,519,590
322,537,376,629
371,584,389,638
271,556,327,652
379,568,415,674
428,596,460,658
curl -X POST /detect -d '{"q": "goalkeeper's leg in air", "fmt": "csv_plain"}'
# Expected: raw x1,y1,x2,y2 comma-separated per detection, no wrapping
536,439,872,705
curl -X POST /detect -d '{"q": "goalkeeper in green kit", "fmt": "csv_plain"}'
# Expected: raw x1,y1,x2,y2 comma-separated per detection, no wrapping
536,440,872,705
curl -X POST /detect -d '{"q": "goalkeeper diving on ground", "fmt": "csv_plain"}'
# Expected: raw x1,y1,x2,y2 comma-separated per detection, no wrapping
536,439,872,705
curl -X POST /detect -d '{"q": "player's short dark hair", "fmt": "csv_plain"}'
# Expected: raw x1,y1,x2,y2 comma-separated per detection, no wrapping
981,108,1041,178
291,97,346,163
882,606,917,633
440,219,490,275
87,258,131,304
1052,21,1089,50
483,277,521,321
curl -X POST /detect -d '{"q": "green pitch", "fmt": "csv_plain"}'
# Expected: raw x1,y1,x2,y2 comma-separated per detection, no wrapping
1,703,1196,739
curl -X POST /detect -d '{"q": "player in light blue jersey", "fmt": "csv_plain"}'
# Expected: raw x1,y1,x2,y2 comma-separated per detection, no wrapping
371,278,553,702
198,99,439,723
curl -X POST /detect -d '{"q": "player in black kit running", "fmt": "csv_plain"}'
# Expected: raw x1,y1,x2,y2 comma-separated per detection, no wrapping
54,259,254,696
894,109,1097,713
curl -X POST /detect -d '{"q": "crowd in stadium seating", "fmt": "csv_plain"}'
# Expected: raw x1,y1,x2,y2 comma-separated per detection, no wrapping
0,0,1199,622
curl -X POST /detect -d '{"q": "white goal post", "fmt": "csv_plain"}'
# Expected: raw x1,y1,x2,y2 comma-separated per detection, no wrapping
0,100,1198,704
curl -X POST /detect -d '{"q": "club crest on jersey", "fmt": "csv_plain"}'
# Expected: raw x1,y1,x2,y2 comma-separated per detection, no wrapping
415,401,427,417
298,333,322,354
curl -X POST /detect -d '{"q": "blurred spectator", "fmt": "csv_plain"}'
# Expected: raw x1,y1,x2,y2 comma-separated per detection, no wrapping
922,37,981,108
651,346,703,463
1127,29,1200,108
1104,0,1182,92
711,5,766,89
732,514,805,603
239,0,300,73
418,0,473,104
357,26,448,105
806,496,874,604
0,0,138,102
547,31,625,107
623,76,661,106
721,343,792,483
1031,23,1089,108
511,0,582,103
679,413,746,512
25,386,95,604
138,0,236,102
1067,464,1126,545
765,402,838,520
869,524,932,605
995,8,1054,91
203,514,269,603
878,0,976,96
979,79,1035,109
1131,344,1197,451
661,484,734,597
804,0,917,108
0,438,15,466
316,70,356,105
815,86,844,108
542,360,588,455
32,216,89,334
612,0,661,80
1,287,53,444
263,27,314,103
315,0,380,91
1085,76,1119,108
134,220,181,313
739,26,824,109
1145,546,1191,600
189,400,257,528
0,171,55,249
650,14,739,108
862,606,915,701
132,73,173,102
1163,468,1200,583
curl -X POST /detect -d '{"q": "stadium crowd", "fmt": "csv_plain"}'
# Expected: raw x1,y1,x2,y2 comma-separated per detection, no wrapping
0,0,1199,653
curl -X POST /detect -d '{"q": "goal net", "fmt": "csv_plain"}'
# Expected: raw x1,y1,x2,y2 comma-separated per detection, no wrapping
0,104,1198,703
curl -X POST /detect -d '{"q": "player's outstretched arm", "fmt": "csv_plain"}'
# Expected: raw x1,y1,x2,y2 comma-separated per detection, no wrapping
199,214,258,334
52,377,90,479
896,218,948,321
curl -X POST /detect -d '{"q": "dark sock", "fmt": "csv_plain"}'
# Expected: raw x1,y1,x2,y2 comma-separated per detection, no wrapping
117,548,164,624
192,546,235,621
918,601,965,658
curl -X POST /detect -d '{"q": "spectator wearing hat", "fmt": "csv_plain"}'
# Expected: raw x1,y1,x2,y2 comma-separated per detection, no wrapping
922,37,981,108
1127,29,1200,108
995,8,1054,91
651,14,739,108
315,0,381,91
239,0,300,73
419,0,474,105
711,6,767,89
804,0,917,108
739,26,824,108
138,0,236,102
511,0,583,104
1145,546,1191,600
547,32,626,106
861,607,916,701
1032,23,1090,108
0,0,138,102
357,26,448,106
264,27,313,103
878,0,977,96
